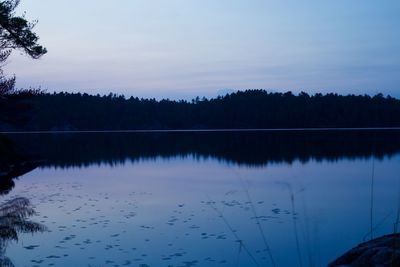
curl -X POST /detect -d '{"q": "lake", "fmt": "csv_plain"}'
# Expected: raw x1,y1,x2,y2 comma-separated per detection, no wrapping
1,130,400,267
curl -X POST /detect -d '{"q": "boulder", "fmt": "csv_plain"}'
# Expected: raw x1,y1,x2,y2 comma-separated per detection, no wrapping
329,234,400,267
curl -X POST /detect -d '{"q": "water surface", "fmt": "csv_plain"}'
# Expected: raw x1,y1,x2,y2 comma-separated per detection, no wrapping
1,131,400,266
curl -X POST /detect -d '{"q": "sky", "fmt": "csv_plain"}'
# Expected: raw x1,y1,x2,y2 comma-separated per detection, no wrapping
5,0,400,99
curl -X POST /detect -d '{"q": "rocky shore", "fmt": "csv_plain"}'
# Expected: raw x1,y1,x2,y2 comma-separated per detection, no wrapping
329,234,400,267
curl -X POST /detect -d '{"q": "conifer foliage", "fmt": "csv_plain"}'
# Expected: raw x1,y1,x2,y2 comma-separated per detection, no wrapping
0,0,46,96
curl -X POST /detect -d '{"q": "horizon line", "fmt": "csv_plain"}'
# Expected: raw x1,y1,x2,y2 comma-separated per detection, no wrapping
2,127,400,134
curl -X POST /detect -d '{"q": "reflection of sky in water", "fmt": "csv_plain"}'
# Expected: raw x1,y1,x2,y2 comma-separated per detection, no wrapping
4,156,400,266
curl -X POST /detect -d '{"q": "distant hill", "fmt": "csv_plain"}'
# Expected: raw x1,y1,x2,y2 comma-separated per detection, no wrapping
1,90,400,130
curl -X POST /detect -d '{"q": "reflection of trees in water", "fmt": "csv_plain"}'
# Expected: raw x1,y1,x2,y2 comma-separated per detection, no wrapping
5,130,400,168
0,136,46,266
0,197,46,267
0,161,39,196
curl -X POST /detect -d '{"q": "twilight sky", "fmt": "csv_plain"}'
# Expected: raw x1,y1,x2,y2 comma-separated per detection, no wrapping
6,0,400,99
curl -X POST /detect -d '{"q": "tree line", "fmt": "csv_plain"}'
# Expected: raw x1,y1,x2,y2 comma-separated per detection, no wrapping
1,90,400,130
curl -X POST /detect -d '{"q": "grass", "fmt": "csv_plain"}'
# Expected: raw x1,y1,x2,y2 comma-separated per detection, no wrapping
207,197,261,267
239,178,276,267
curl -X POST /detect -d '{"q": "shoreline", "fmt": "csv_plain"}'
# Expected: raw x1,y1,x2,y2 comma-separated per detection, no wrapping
2,127,400,135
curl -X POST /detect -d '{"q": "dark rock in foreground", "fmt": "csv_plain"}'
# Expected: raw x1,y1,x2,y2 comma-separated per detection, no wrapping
329,234,400,267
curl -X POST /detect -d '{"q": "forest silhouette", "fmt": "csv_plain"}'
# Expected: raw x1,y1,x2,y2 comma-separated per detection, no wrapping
2,90,400,131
